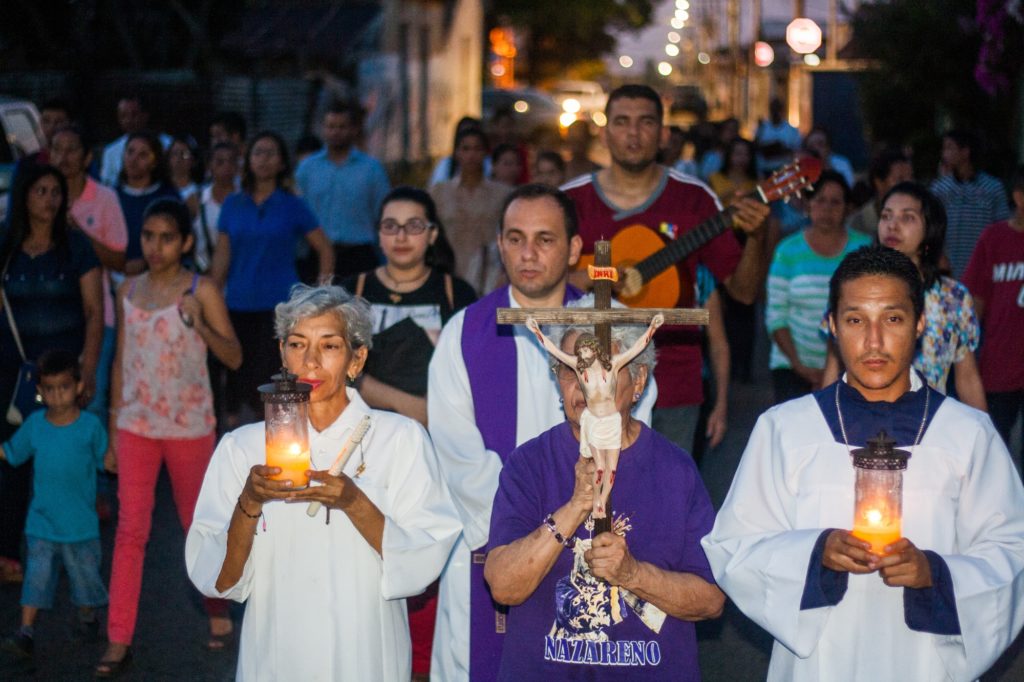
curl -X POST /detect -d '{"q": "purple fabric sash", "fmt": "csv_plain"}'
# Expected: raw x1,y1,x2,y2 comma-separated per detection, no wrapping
460,284,583,681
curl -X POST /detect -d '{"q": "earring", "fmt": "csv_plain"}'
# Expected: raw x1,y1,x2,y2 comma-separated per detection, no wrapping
632,392,641,402
559,397,564,405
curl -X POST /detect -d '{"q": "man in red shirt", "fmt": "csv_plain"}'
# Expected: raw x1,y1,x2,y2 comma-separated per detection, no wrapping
562,84,769,452
962,166,1024,468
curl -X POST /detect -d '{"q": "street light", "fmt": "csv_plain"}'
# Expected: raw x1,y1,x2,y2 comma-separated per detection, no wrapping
786,18,822,54
665,44,680,57
670,17,685,29
668,31,681,44
619,55,634,68
753,41,774,68
657,61,673,76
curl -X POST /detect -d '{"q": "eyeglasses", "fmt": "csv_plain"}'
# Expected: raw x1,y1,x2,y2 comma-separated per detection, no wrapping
378,218,433,235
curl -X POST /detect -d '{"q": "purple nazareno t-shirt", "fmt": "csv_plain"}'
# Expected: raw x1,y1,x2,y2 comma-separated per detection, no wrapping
489,422,717,681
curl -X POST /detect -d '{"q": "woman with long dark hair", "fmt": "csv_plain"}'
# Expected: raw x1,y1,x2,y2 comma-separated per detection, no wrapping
211,131,334,428
340,187,473,679
115,130,180,275
823,182,986,409
0,164,102,582
342,186,475,427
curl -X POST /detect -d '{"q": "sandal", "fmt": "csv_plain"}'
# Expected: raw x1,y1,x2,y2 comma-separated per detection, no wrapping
94,647,132,679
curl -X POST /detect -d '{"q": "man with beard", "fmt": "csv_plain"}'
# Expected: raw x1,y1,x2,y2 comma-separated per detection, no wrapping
562,84,769,453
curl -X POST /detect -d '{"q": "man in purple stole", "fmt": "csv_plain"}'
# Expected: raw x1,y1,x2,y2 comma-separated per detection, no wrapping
428,184,657,681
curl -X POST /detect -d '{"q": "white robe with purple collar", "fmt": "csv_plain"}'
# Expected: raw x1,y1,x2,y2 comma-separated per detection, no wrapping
702,372,1024,681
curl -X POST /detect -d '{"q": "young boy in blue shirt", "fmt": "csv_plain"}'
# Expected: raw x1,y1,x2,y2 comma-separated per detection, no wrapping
0,350,108,658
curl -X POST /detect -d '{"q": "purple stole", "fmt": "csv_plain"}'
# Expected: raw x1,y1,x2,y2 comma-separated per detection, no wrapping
460,284,583,681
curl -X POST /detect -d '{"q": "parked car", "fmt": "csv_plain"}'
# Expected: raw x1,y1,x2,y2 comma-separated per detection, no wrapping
549,80,608,127
0,97,45,222
481,87,561,143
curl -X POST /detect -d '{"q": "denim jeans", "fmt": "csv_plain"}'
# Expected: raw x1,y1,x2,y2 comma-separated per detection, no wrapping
22,536,107,609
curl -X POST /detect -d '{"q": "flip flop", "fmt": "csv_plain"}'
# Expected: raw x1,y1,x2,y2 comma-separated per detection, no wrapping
94,648,132,679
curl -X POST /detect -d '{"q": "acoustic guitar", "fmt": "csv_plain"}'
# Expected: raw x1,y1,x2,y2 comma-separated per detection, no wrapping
575,157,823,309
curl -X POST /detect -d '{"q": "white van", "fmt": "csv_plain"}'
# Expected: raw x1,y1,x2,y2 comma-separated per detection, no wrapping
0,97,46,222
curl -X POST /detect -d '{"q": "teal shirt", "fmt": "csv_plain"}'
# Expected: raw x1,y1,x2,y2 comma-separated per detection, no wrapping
3,410,107,542
766,229,871,370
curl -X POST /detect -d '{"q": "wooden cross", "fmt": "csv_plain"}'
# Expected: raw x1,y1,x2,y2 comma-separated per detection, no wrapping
496,240,709,534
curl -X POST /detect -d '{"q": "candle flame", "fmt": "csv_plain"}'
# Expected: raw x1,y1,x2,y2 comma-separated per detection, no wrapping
865,508,883,525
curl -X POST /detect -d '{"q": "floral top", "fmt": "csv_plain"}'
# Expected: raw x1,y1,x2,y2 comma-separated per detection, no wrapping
116,276,215,438
916,276,979,392
820,275,979,393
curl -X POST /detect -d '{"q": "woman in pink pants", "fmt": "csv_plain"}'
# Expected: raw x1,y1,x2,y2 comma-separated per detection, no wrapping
96,198,242,677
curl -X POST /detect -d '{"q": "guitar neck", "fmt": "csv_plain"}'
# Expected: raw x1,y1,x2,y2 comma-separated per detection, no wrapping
632,205,738,284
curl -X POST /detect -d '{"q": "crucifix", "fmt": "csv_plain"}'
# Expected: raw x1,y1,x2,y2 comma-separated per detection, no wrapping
497,240,708,535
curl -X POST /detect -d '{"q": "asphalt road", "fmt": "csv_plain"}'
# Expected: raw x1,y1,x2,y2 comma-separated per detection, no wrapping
2,326,1022,680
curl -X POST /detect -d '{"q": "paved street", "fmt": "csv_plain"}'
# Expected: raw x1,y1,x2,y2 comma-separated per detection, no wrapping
2,326,1022,680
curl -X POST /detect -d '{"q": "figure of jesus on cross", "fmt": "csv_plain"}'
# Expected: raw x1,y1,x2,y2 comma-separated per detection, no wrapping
526,313,663,519
497,240,707,535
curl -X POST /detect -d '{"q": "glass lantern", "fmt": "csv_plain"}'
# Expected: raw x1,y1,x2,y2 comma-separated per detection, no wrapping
851,430,911,556
259,368,312,489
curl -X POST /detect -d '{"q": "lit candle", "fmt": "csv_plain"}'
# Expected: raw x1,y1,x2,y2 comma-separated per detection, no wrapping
265,439,312,488
850,430,911,557
852,500,901,555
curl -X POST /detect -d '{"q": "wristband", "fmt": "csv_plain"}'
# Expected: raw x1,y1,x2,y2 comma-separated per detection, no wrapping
237,496,262,520
543,513,574,548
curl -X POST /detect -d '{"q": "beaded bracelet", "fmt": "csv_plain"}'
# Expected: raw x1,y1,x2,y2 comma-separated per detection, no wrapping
543,513,573,547
236,496,262,520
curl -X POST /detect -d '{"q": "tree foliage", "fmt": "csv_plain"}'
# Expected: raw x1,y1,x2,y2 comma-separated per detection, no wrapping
850,0,1018,174
493,0,655,84
0,0,244,72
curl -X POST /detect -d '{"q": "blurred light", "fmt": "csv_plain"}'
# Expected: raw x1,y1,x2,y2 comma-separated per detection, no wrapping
559,112,577,128
562,98,581,114
490,64,506,78
753,41,774,67
675,9,689,21
675,0,689,8
591,111,607,127
665,44,680,57
804,53,821,66
670,17,685,30
619,55,634,68
514,100,529,113
697,52,711,65
657,61,673,76
668,31,681,44
786,18,822,54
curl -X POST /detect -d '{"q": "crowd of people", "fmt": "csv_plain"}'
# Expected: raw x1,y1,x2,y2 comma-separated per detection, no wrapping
0,83,1022,681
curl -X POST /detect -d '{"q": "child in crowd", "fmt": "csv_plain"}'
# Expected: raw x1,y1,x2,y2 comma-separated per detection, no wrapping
0,350,108,658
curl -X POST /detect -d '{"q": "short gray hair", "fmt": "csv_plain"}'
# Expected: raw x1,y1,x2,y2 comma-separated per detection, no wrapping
546,323,657,381
274,283,374,351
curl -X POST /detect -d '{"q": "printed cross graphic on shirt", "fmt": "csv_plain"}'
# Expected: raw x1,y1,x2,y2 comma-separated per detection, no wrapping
497,240,708,535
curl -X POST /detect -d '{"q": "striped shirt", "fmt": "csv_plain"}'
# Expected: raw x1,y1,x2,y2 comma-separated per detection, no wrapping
930,172,1010,277
766,229,871,370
